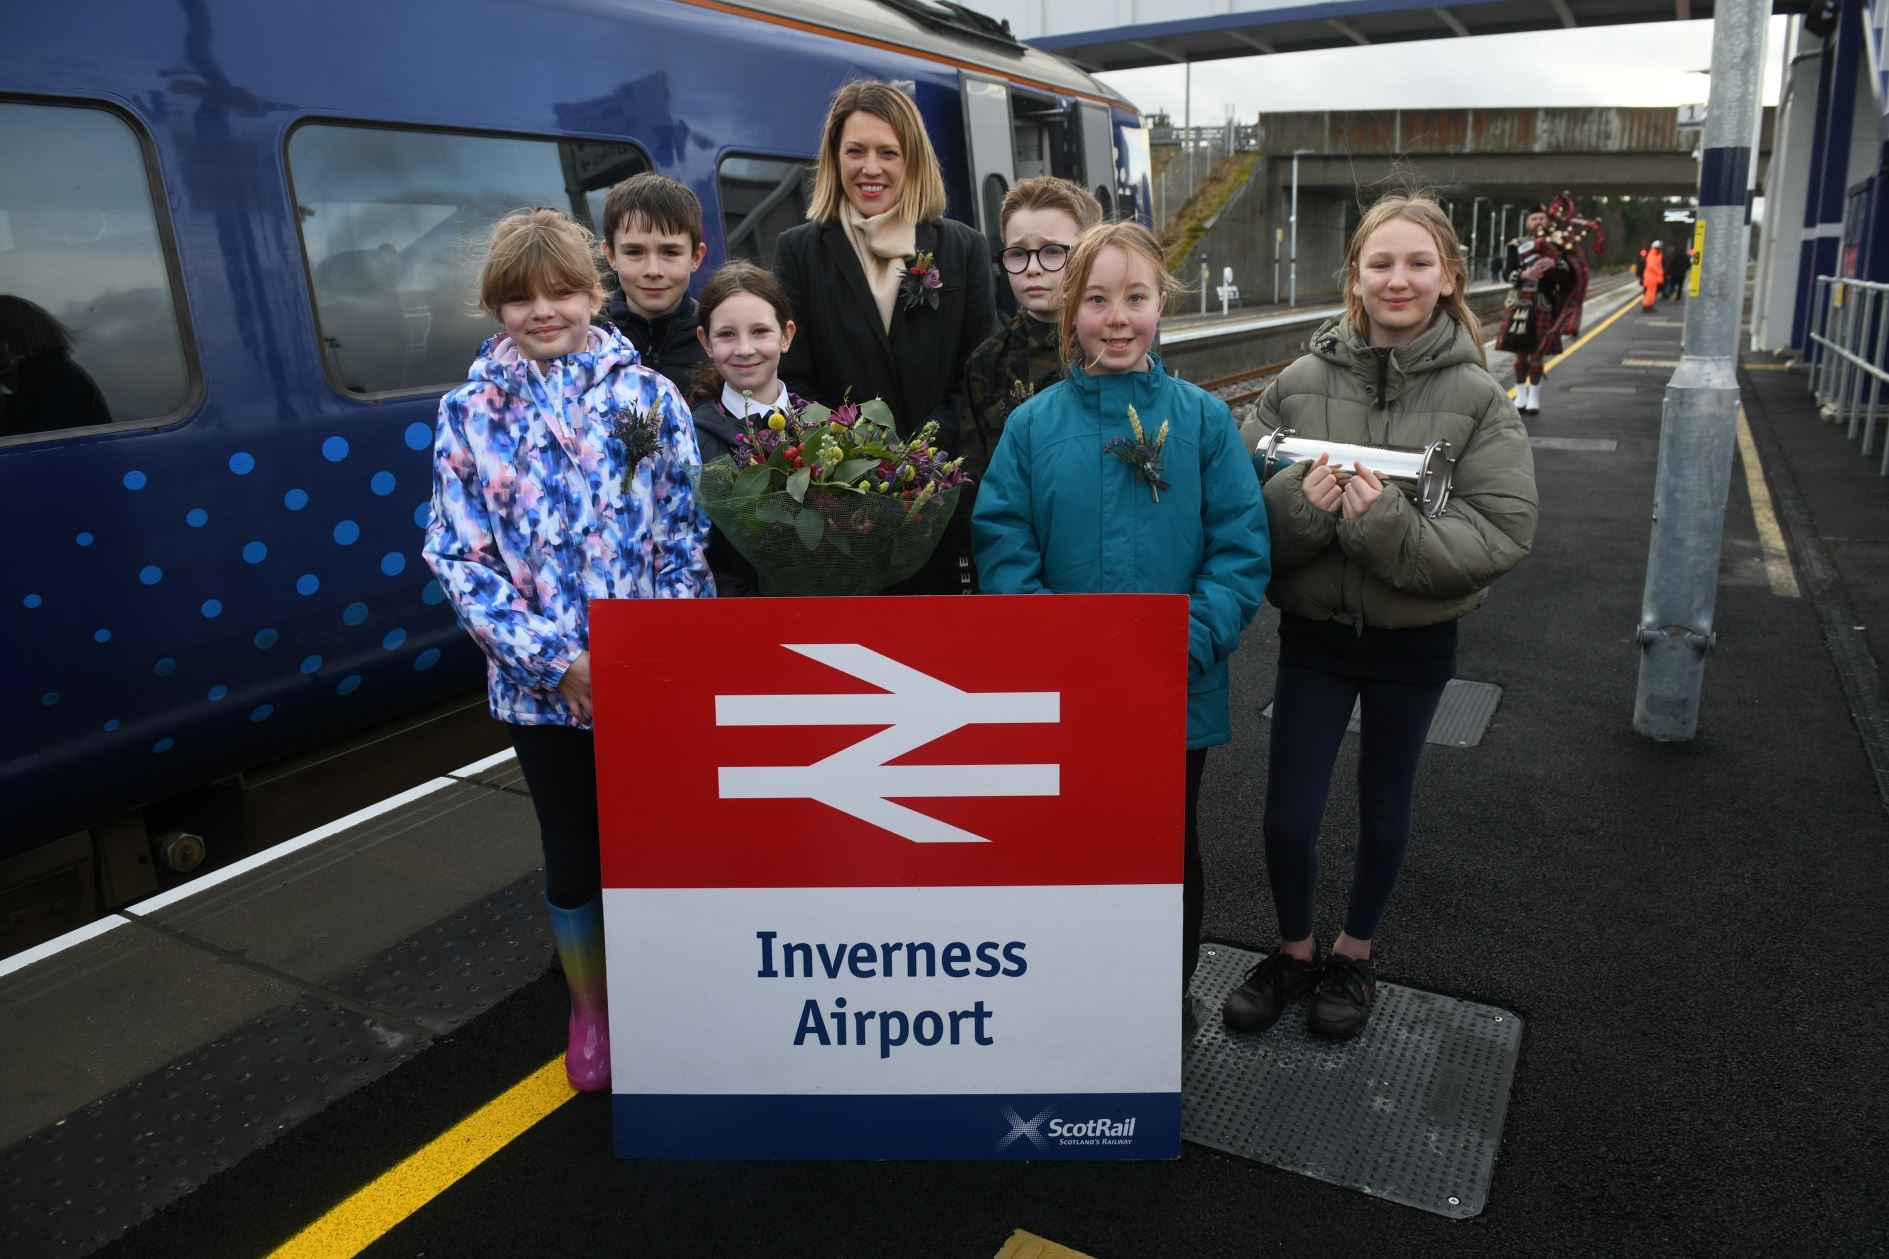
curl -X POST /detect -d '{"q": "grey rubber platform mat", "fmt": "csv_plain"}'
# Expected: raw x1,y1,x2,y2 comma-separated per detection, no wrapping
1263,678,1503,748
1,871,549,1258
1182,944,1521,1218
1530,436,1620,452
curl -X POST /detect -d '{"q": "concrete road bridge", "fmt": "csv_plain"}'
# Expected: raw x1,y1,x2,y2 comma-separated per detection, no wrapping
1166,104,1774,301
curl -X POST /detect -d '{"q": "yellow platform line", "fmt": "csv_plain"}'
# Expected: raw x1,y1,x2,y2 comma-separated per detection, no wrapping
1734,405,1802,598
996,1229,1099,1259
1506,288,1639,399
1622,358,1681,368
268,1055,575,1259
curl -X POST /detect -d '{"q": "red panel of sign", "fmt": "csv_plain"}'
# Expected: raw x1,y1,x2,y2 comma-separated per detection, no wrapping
589,594,1189,890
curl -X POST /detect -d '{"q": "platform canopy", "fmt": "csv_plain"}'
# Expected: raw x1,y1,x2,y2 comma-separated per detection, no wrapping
985,0,1813,73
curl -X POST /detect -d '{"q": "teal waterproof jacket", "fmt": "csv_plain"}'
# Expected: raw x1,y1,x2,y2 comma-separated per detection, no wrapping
972,353,1271,749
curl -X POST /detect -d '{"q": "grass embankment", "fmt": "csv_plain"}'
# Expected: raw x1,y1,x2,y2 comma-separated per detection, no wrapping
1160,151,1262,274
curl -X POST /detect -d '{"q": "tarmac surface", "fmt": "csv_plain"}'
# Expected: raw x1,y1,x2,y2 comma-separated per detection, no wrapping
7,288,1887,1257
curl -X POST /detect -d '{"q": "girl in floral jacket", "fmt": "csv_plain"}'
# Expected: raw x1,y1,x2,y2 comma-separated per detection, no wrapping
425,208,712,1091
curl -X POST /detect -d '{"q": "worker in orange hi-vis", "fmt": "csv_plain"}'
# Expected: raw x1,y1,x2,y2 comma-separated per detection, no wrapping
1640,240,1665,311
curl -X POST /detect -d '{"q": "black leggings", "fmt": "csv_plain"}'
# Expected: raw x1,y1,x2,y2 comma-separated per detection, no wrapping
508,723,601,909
1262,666,1447,943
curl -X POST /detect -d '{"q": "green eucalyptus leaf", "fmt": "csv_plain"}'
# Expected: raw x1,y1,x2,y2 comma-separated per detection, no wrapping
786,465,811,503
794,504,824,551
734,465,773,498
831,457,877,485
859,398,895,427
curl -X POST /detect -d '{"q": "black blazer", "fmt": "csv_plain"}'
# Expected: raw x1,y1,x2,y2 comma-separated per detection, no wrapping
775,215,997,454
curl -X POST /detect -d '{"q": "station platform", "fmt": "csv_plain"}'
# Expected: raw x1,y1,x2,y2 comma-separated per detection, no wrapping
5,292,1888,1257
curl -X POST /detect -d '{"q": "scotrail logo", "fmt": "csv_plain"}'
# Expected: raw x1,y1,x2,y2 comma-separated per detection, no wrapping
994,1105,1138,1151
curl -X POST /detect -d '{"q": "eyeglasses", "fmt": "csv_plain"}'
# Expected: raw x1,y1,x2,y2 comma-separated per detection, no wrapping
998,244,1070,274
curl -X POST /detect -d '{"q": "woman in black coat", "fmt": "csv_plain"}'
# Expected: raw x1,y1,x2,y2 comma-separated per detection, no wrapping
775,80,997,592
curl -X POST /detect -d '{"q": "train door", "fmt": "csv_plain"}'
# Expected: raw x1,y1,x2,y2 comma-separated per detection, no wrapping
1075,102,1118,221
959,73,1017,247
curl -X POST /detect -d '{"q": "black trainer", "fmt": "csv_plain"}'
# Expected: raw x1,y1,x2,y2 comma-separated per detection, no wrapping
1221,950,1322,1034
1307,952,1375,1040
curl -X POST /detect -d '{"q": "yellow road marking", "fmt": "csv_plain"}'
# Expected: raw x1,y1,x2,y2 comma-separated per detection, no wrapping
1506,287,1640,398
1734,406,1802,598
268,1055,575,1259
1622,358,1681,368
996,1229,1099,1259
1744,362,1794,372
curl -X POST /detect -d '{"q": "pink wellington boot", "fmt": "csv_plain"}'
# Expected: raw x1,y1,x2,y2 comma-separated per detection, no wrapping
544,895,611,1091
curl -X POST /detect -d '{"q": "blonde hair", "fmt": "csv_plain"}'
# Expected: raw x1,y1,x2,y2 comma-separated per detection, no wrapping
1000,177,1104,237
1343,194,1485,367
806,81,946,224
477,208,605,318
1055,221,1187,369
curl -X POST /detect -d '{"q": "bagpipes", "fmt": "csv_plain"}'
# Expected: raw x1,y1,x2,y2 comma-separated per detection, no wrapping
1544,191,1605,258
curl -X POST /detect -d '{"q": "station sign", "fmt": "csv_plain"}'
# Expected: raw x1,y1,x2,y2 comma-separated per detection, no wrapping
590,594,1187,1160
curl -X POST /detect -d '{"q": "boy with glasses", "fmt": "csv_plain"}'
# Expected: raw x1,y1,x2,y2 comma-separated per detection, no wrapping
960,178,1103,479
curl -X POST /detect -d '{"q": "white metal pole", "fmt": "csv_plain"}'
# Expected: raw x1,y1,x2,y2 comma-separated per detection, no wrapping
1185,62,1193,198
1289,151,1301,307
1469,196,1484,285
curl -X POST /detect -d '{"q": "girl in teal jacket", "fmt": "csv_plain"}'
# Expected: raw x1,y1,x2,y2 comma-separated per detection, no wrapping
972,221,1271,1013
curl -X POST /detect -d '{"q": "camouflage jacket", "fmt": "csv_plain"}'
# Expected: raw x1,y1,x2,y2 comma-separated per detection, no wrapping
960,307,1065,479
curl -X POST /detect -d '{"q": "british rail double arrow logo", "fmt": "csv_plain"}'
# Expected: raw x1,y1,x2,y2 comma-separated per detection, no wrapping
714,643,1061,843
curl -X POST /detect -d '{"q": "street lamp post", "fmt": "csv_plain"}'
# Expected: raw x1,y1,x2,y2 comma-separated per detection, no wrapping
1497,204,1511,278
1288,148,1313,307
1469,196,1486,286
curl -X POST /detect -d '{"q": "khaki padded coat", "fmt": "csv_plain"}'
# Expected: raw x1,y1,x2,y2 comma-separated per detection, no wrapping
1254,314,1537,630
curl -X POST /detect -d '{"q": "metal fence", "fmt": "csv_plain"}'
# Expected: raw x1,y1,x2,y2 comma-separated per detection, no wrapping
1809,275,1889,475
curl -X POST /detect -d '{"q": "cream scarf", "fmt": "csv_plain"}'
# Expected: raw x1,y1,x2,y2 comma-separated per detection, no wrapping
840,202,917,334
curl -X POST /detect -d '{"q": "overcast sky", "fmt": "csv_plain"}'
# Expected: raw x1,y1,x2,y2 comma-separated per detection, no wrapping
1095,17,1793,122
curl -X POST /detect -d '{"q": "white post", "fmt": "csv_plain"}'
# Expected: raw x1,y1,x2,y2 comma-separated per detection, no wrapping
1469,196,1485,285
1289,150,1304,307
1497,205,1511,278
1184,61,1193,199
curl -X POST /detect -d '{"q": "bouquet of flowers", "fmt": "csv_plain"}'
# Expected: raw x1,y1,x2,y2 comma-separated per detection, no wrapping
690,395,971,596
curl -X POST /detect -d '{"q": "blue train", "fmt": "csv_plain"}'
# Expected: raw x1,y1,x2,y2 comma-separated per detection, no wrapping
0,0,1149,944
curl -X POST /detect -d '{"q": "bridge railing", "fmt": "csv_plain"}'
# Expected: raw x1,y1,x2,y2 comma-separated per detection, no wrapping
1809,275,1889,475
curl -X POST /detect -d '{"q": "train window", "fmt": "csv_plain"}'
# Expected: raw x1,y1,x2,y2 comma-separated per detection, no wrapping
717,156,810,265
0,101,193,440
286,124,647,398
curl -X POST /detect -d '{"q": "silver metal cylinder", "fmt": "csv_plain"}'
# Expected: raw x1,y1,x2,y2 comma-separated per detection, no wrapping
1255,427,1456,517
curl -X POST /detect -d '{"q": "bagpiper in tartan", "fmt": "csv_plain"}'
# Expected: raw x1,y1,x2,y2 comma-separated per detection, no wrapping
1497,191,1603,416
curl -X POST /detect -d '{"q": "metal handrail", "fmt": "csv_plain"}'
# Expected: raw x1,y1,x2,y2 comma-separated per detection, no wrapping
1808,275,1889,475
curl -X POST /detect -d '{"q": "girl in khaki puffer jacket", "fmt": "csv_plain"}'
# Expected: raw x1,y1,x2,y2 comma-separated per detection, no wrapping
1221,195,1538,1043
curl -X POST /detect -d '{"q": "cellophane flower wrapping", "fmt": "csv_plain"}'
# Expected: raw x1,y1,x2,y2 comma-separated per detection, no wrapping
690,396,970,596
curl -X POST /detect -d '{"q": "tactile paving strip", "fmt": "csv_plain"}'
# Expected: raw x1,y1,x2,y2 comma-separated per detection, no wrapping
330,873,549,1034
0,871,550,1257
1182,944,1521,1219
1262,678,1504,747
0,998,423,1257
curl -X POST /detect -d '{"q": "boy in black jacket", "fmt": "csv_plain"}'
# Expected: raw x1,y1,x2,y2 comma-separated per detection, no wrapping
600,173,709,396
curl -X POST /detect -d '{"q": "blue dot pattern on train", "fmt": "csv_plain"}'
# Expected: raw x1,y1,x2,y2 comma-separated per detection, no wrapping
14,421,469,773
